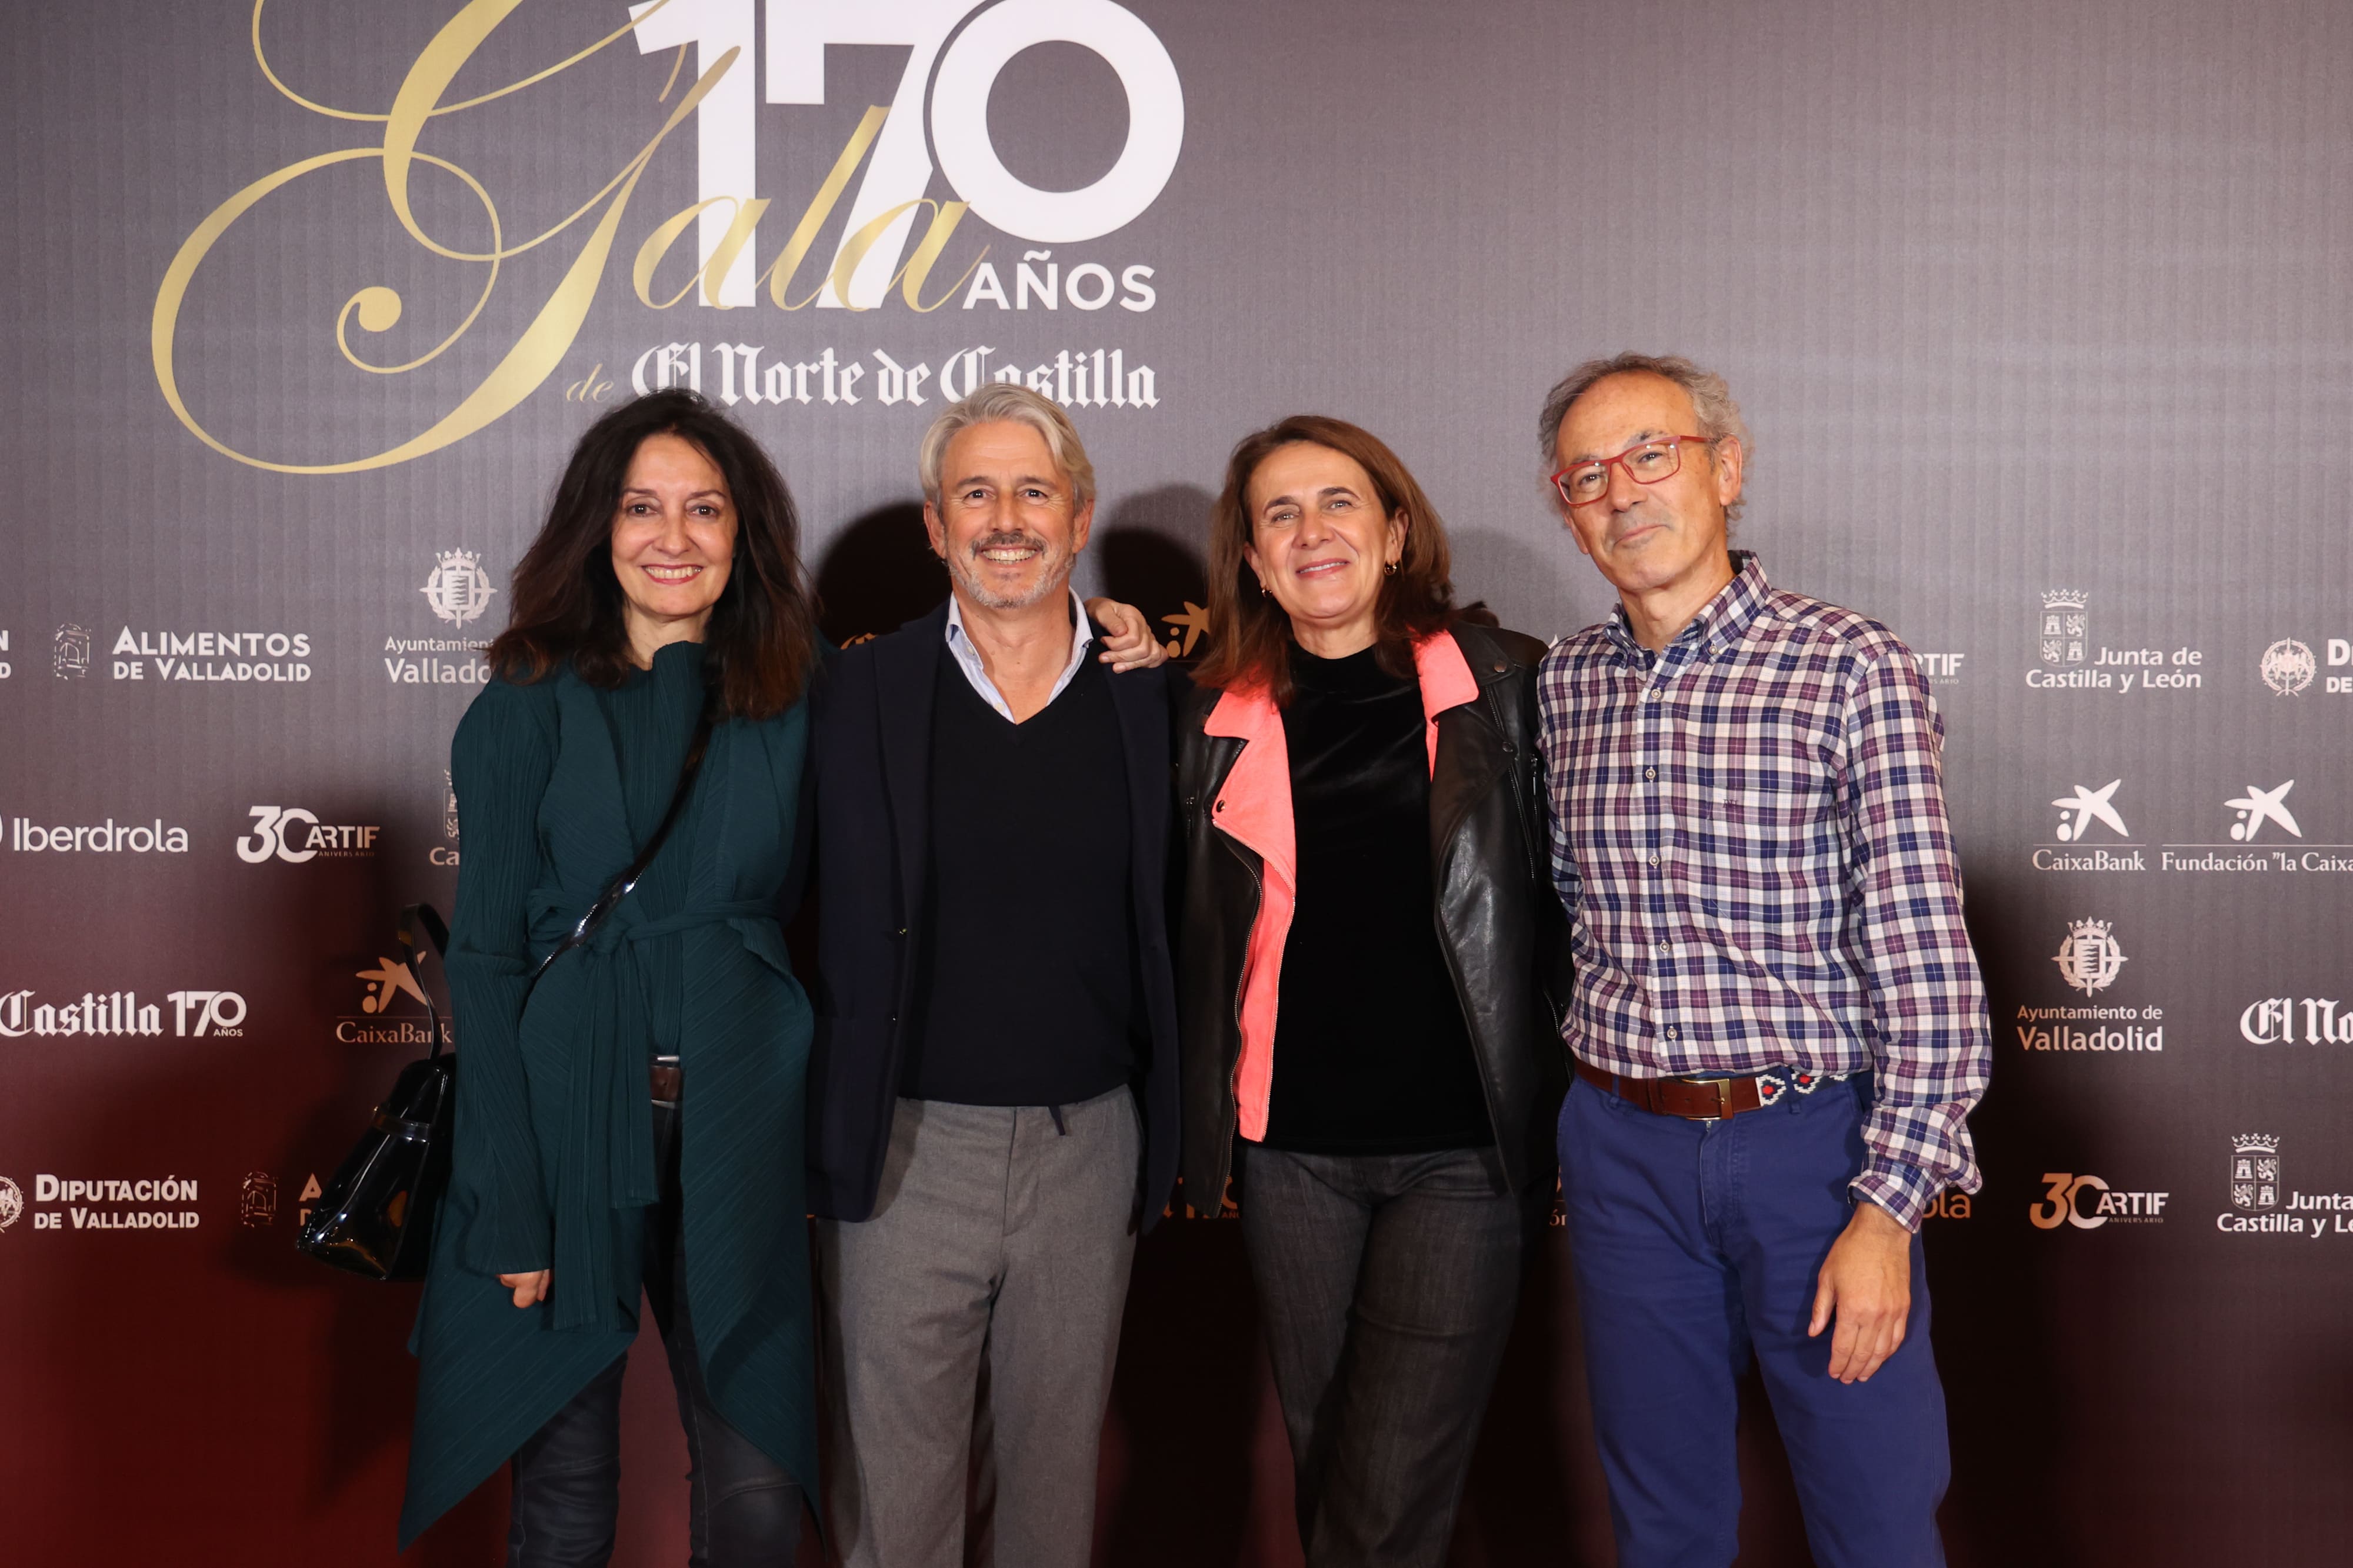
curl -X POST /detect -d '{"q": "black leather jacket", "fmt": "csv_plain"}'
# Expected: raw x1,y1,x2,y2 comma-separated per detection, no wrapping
1174,621,1571,1210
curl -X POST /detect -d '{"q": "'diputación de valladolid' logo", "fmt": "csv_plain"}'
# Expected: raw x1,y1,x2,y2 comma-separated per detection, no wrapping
2261,639,2316,696
2052,919,2128,996
422,549,498,629
2230,1134,2281,1212
0,1176,21,1233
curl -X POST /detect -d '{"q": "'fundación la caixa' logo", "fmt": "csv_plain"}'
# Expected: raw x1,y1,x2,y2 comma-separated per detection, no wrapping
155,0,1187,473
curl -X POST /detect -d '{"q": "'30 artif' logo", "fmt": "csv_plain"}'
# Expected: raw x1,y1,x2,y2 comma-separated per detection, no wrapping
2230,1135,2282,1212
422,550,498,629
2052,919,2128,996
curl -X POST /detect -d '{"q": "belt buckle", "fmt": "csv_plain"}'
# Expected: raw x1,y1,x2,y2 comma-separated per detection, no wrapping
1676,1074,1734,1122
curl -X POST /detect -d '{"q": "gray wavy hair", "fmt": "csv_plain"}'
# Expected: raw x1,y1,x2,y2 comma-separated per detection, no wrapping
916,383,1097,511
1536,352,1751,525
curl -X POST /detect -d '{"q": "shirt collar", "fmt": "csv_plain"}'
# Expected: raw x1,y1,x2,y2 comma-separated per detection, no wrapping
944,585,1094,675
1604,550,1769,666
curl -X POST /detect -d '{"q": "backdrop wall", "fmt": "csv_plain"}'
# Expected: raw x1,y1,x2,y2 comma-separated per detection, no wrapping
4,2,2349,1564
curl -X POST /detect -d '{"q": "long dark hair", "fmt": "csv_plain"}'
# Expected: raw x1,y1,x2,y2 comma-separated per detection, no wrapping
486,391,818,718
1192,415,1457,706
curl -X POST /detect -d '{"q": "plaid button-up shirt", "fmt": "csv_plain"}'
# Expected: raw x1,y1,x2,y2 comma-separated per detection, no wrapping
1537,553,1989,1229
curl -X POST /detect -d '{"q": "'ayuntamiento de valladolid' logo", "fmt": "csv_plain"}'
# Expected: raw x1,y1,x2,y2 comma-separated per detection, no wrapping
422,550,498,629
2052,919,2128,996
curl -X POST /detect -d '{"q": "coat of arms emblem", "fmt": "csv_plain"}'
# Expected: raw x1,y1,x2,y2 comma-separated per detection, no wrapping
2229,1134,2281,1212
2052,919,2127,996
239,1171,278,1227
2038,590,2087,667
421,549,498,628
51,622,91,679
2260,639,2316,697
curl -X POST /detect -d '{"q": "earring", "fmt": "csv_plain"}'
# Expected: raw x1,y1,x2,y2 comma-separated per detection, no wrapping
1261,582,1272,597
1384,559,1399,577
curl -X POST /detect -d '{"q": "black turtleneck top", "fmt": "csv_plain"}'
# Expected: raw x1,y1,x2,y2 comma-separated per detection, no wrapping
1262,643,1493,1155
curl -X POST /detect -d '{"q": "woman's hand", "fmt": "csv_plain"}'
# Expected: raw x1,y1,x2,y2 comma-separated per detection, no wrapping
1084,598,1171,670
499,1270,551,1309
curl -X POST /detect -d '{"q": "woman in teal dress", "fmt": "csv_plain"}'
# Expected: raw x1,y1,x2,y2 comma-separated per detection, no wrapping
399,389,1172,1563
400,388,826,1563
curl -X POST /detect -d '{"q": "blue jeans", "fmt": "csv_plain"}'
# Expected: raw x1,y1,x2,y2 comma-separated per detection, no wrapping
506,1099,803,1567
1558,1072,1949,1568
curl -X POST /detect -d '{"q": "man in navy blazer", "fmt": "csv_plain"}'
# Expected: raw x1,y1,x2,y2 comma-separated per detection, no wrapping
806,384,1181,1568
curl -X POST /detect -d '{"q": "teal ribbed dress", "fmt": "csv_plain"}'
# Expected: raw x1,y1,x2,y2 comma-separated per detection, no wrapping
399,642,816,1546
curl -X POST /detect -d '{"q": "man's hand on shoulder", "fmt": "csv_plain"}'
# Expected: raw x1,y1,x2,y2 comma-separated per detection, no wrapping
1808,1199,1912,1384
1085,598,1169,671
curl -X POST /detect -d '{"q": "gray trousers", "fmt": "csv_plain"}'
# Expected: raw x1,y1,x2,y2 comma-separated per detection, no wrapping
1241,1144,1527,1568
816,1086,1142,1568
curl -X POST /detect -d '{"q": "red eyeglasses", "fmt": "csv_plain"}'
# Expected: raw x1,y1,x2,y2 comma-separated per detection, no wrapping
1551,435,1715,509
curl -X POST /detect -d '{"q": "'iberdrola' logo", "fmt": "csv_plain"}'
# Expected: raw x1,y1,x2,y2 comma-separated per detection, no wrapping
422,550,498,629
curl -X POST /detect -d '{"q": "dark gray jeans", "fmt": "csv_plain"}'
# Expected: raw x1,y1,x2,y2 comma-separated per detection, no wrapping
1240,1144,1527,1568
505,1098,803,1568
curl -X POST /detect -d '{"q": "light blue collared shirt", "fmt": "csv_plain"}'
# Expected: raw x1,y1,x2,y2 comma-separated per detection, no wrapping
942,587,1095,721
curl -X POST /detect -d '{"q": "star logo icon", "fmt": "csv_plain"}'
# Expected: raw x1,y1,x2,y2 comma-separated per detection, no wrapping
1161,601,1210,658
2051,780,2129,842
2226,781,2301,842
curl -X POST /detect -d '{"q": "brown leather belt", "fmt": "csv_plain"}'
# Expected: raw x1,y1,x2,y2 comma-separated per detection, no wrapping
1575,1057,1765,1120
649,1062,683,1104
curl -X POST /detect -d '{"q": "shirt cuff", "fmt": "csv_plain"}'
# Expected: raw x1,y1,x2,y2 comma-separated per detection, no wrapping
1850,1162,1938,1233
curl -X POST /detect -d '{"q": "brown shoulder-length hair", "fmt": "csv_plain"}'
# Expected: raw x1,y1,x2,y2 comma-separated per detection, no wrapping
486,389,818,718
1192,415,1457,706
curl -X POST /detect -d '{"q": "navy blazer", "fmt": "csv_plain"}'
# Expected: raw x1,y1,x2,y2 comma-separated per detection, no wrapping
805,600,1182,1229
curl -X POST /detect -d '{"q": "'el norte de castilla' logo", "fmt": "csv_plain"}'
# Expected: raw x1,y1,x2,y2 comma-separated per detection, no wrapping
152,0,1186,474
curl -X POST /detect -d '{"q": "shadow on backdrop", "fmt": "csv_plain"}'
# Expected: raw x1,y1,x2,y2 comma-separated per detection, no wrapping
815,502,944,646
1096,486,1213,660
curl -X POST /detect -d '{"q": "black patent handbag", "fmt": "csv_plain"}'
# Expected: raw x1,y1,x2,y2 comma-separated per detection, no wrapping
295,903,455,1280
296,685,718,1281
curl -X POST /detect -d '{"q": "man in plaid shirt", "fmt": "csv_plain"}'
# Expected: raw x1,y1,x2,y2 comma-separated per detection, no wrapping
1535,353,1988,1568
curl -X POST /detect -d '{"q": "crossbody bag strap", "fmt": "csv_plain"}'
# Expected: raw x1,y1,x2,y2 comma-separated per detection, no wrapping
529,676,722,992
396,902,451,1060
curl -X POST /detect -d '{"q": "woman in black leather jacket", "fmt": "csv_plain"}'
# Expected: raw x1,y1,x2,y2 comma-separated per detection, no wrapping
1175,415,1569,1568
